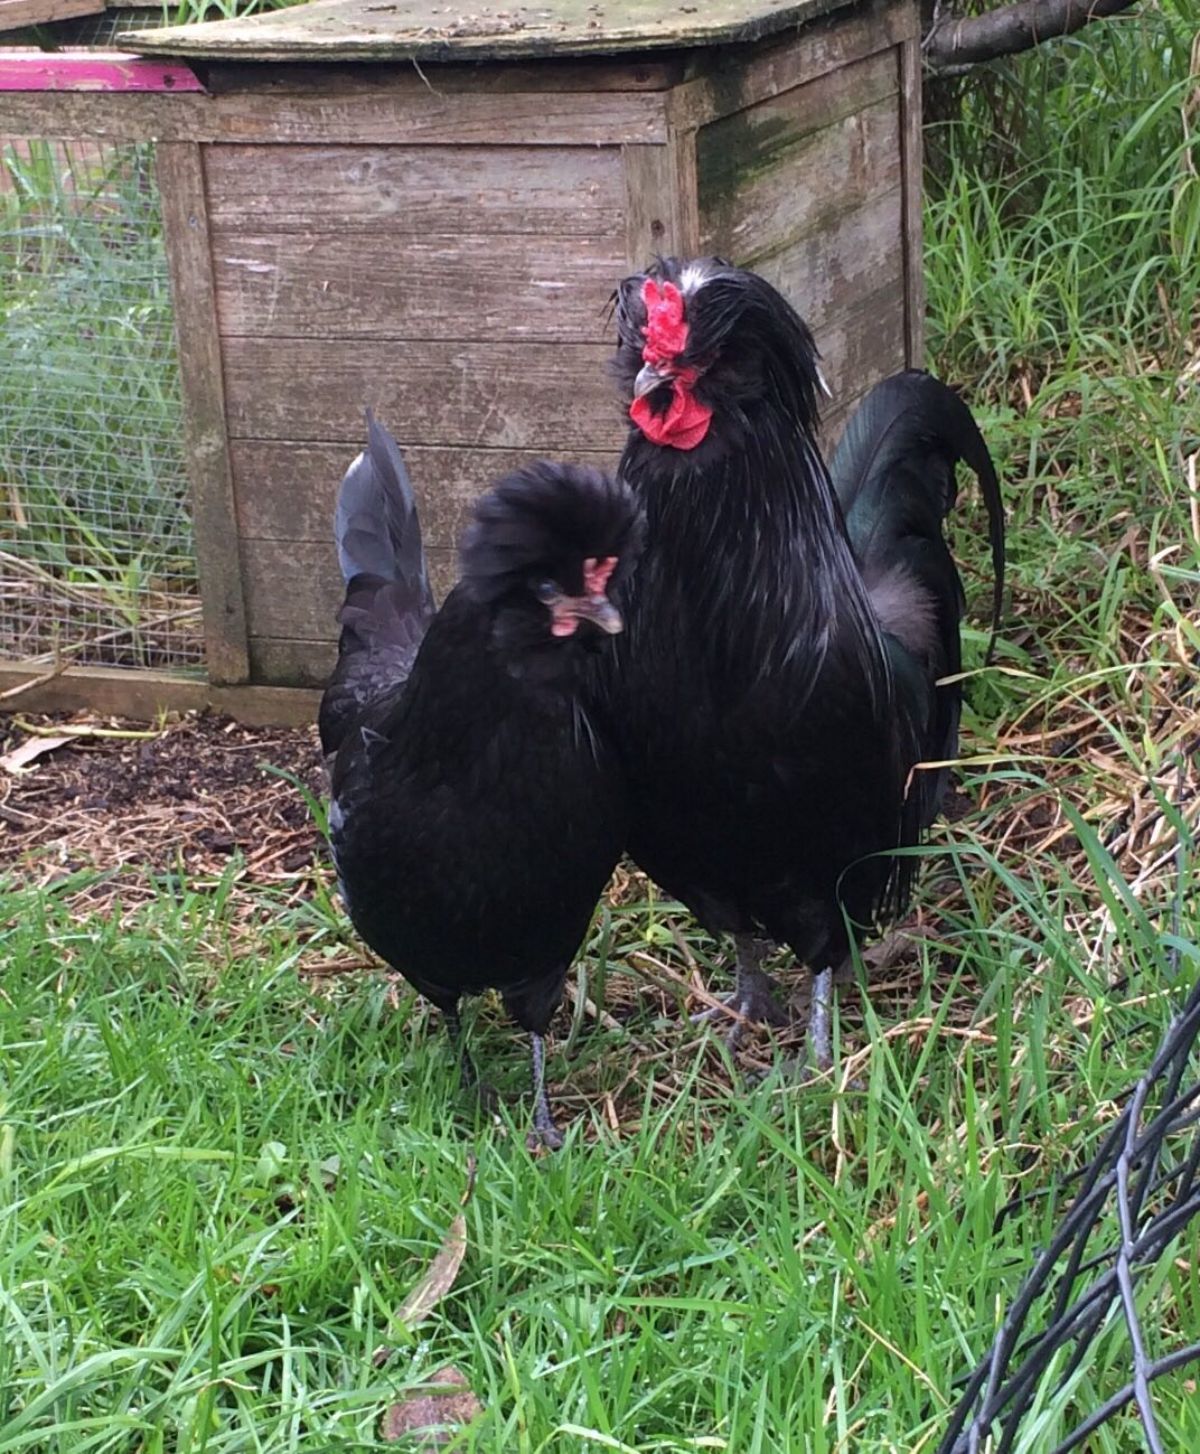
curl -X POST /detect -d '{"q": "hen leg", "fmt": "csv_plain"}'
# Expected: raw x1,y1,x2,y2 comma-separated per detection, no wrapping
693,933,789,1049
443,1004,476,1090
527,1032,564,1151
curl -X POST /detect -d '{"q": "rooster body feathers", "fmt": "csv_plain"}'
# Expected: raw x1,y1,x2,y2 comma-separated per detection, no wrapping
607,260,1003,1014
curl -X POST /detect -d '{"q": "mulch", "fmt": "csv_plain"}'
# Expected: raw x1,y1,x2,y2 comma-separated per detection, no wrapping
0,709,326,897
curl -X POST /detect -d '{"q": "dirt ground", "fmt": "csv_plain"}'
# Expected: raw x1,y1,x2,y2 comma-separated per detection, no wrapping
0,710,327,895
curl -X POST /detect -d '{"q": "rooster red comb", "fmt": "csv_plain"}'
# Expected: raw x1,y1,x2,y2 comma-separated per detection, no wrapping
630,276,713,451
641,279,690,367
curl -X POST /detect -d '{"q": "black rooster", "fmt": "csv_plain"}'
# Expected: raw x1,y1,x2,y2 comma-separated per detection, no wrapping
607,260,1004,1064
321,413,643,1146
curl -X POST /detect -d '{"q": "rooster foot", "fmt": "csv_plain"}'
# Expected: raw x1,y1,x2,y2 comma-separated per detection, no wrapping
691,968,790,1051
791,967,864,1089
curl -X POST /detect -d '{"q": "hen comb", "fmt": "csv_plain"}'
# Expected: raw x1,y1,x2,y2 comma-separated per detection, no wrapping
582,556,617,596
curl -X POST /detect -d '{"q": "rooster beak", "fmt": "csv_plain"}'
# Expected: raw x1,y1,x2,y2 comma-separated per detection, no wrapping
576,595,624,635
633,363,668,399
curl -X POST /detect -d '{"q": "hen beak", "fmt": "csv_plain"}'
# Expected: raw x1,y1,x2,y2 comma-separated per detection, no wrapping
576,595,624,635
633,362,668,399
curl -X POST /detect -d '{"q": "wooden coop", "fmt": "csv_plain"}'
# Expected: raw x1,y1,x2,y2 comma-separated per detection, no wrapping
0,0,924,725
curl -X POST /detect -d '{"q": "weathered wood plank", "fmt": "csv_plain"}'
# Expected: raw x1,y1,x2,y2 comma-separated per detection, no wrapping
697,55,899,257
249,637,338,690
241,539,457,641
125,0,847,63
0,88,666,146
223,340,623,451
243,540,342,643
810,275,908,413
231,442,621,547
898,32,924,366
0,662,321,728
202,55,685,96
668,127,701,257
0,0,103,33
817,382,871,455
749,185,905,334
210,232,626,342
622,144,675,271
668,0,917,129
702,102,902,265
156,141,250,687
206,144,626,236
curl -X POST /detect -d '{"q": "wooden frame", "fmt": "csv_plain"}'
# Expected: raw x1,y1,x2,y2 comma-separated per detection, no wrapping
157,140,250,686
0,662,320,726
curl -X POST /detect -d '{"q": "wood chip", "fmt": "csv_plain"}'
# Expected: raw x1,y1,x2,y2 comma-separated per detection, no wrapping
0,734,76,776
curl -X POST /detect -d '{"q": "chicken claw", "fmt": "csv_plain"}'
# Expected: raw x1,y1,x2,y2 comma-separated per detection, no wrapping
692,935,790,1049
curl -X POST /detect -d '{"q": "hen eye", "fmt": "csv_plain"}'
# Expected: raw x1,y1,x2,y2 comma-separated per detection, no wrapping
533,579,559,603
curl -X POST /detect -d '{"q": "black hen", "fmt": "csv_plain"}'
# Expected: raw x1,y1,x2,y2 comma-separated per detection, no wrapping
607,259,1004,1063
322,415,643,1146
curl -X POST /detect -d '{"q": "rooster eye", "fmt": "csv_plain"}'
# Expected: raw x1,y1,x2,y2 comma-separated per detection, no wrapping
534,579,559,603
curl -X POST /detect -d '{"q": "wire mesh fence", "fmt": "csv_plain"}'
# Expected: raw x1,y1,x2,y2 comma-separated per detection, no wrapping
12,8,173,47
940,821,1200,1454
0,136,203,675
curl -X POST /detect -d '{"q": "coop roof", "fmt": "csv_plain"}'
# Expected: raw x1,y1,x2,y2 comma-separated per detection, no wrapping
124,0,846,63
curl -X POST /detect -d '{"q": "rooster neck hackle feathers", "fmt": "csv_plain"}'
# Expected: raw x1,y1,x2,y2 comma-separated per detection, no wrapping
617,257,890,705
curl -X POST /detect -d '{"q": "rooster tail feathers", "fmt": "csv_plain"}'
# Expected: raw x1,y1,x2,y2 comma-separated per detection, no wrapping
830,370,1005,660
334,409,434,618
831,371,1004,886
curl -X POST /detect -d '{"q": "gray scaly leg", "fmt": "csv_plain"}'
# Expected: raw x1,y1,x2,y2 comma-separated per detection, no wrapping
693,933,789,1049
527,1032,564,1151
806,966,834,1073
444,1004,476,1090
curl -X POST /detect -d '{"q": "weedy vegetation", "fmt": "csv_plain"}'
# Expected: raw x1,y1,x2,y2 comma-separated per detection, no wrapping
1,3,1198,1449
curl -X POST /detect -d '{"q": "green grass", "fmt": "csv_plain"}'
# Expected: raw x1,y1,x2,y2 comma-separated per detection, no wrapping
162,0,306,22
1,849,1196,1452
925,0,1199,381
3,3,1200,1449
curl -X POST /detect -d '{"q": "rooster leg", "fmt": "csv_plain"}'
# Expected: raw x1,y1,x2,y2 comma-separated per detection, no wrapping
805,966,835,1073
527,1033,565,1151
692,934,789,1049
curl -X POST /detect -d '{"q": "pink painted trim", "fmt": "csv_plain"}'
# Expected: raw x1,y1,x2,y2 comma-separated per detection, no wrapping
0,51,205,93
